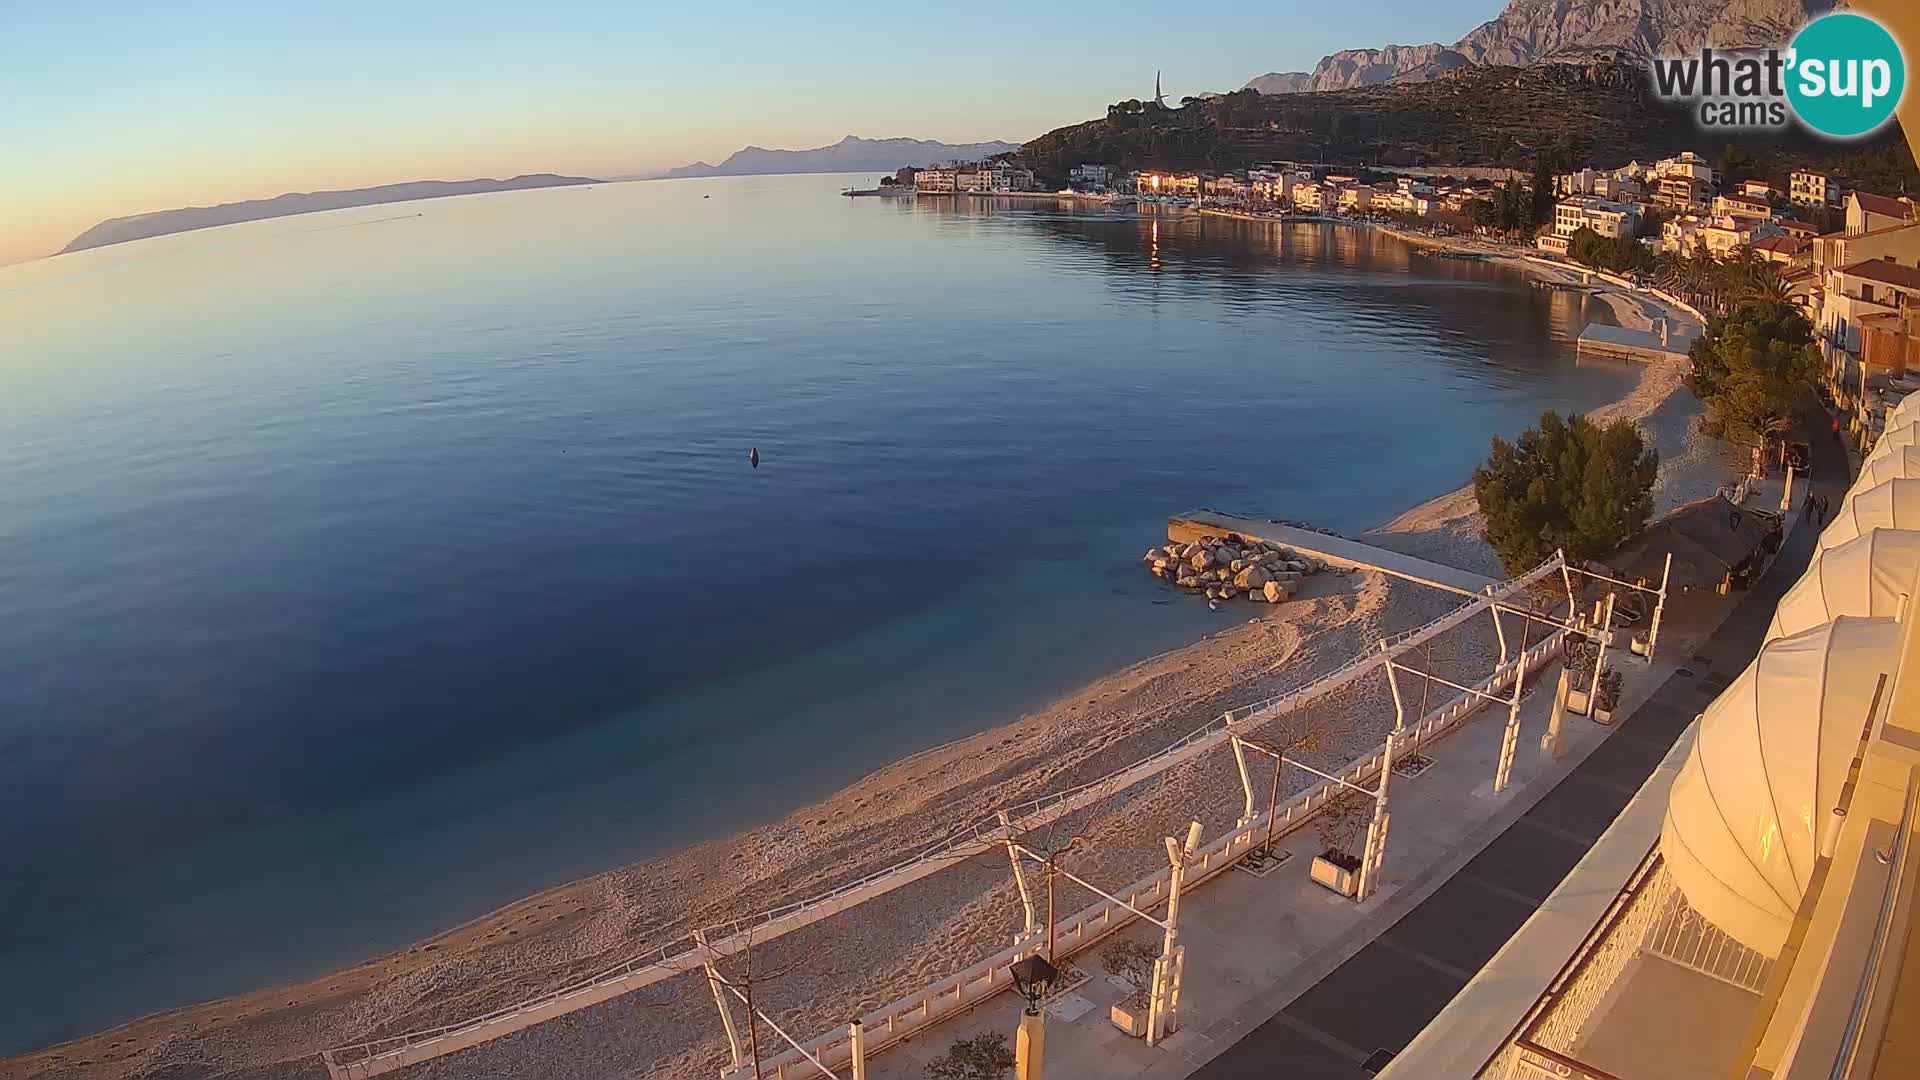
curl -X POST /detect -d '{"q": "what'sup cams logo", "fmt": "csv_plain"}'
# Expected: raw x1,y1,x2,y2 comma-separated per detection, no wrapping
1650,13,1907,139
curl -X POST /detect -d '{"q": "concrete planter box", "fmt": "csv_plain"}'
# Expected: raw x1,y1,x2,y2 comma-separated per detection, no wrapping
1566,687,1593,716
1110,1003,1148,1038
1310,853,1360,897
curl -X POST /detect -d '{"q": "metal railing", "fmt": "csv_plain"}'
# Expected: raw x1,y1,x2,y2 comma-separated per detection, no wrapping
724,620,1570,1080
322,554,1569,1077
1640,869,1774,993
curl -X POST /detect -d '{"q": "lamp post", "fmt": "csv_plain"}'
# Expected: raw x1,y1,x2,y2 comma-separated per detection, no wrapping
1008,954,1058,1080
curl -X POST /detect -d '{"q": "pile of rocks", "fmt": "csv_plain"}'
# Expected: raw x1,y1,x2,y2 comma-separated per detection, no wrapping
1144,534,1328,609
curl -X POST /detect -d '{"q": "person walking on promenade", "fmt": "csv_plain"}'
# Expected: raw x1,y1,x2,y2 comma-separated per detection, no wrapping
1802,491,1816,521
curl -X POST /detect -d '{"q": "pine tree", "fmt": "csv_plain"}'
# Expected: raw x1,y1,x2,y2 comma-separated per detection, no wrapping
1473,412,1660,576
1686,299,1819,447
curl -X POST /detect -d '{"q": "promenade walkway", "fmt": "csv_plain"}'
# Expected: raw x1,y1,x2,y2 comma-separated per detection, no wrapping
1173,406,1848,1080
1169,510,1498,594
866,414,1842,1080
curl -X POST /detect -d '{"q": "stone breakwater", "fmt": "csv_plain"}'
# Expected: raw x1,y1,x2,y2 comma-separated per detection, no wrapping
1143,532,1329,609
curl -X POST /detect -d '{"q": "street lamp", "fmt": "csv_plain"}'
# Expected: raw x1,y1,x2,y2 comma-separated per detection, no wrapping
1007,954,1058,1080
1008,954,1057,1014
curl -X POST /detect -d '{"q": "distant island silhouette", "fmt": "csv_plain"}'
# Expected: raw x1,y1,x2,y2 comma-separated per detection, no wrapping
647,135,1022,180
59,174,603,255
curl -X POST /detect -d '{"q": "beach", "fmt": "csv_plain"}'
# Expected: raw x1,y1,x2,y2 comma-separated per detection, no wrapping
1,222,1732,1080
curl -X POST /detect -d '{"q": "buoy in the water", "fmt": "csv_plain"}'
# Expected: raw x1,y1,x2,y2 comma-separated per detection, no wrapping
748,447,760,468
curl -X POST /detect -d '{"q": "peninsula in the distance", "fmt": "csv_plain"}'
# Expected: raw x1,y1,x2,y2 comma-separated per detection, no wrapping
648,135,1023,180
57,174,603,255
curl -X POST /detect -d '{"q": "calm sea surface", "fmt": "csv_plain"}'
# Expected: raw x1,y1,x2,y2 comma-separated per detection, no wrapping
0,173,1634,1049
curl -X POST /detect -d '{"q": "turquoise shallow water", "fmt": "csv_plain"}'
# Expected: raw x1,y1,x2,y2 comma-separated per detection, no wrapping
0,173,1633,1050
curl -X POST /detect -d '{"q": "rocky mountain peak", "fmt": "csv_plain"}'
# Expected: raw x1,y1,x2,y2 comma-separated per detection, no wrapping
1244,0,1838,93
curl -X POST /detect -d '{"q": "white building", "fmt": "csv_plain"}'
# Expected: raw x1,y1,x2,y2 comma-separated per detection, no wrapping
1713,193,1774,222
1068,164,1111,191
1541,195,1639,253
914,167,957,194
1337,185,1376,212
1791,169,1841,208
1291,182,1335,212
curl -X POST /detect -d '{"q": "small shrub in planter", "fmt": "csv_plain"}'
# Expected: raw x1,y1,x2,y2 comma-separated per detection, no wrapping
1593,668,1624,719
926,1032,1015,1080
1101,938,1158,1037
1309,790,1372,897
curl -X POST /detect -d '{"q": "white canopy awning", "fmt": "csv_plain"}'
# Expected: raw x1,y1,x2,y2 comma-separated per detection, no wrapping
1865,419,1920,466
1818,478,1920,552
1847,447,1920,498
1769,529,1920,641
1661,616,1904,956
1886,393,1920,429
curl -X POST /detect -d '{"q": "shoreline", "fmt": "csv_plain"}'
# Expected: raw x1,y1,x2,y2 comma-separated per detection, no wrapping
4,222,1734,1080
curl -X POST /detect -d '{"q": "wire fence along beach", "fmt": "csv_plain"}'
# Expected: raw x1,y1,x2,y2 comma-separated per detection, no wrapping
323,554,1570,1078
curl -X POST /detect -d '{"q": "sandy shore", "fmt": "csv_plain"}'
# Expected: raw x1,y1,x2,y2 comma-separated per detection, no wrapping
5,232,1742,1080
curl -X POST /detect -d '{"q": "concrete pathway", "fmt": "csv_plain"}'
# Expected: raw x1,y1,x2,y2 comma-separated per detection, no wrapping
1169,511,1498,594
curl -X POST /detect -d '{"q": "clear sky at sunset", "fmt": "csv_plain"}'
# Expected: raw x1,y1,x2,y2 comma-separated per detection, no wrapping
2,0,1499,265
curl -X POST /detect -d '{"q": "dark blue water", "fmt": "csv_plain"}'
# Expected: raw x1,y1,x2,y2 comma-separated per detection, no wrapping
0,173,1632,1050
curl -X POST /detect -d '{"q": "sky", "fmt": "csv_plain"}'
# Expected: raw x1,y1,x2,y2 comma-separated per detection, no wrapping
1,0,1498,266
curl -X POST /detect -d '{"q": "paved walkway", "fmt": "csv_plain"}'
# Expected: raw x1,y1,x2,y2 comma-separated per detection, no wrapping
1176,404,1849,1080
1169,511,1498,594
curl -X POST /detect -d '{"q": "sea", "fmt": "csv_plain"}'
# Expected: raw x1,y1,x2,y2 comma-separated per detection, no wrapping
0,172,1636,1051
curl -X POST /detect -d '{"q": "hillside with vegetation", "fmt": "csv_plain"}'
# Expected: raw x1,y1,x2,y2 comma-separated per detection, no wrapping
1022,61,1918,191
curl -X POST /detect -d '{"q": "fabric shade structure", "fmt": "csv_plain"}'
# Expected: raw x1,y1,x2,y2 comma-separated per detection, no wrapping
1865,419,1920,466
1607,494,1780,589
1846,446,1920,498
1661,616,1904,956
1888,393,1920,429
1768,529,1920,641
1817,478,1920,552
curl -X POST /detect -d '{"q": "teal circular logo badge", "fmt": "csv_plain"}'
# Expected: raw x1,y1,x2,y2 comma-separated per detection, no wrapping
1787,13,1906,139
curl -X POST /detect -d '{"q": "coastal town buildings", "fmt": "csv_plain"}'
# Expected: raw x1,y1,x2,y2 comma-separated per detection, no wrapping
1538,194,1637,255
1134,170,1200,198
1650,151,1715,209
1738,178,1774,200
914,166,956,193
1848,191,1920,235
1067,163,1110,192
1791,168,1841,207
912,162,1034,194
1336,185,1376,212
1205,174,1250,204
1750,234,1811,269
1290,181,1333,212
1712,192,1773,222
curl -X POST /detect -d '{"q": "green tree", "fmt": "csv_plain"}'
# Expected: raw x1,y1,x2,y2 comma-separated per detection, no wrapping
1530,154,1556,225
1473,412,1660,576
1566,227,1650,273
1686,299,1819,446
927,1033,1016,1080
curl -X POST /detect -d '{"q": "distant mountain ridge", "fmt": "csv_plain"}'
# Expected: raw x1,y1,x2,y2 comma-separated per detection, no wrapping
60,174,602,255
657,135,1023,179
1243,0,1836,93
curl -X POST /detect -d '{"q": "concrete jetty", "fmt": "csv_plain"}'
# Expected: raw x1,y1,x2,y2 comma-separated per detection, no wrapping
1577,317,1696,363
1169,509,1497,594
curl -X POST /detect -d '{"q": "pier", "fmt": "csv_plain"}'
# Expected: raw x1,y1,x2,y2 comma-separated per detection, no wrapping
1168,509,1497,594
1576,318,1696,364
